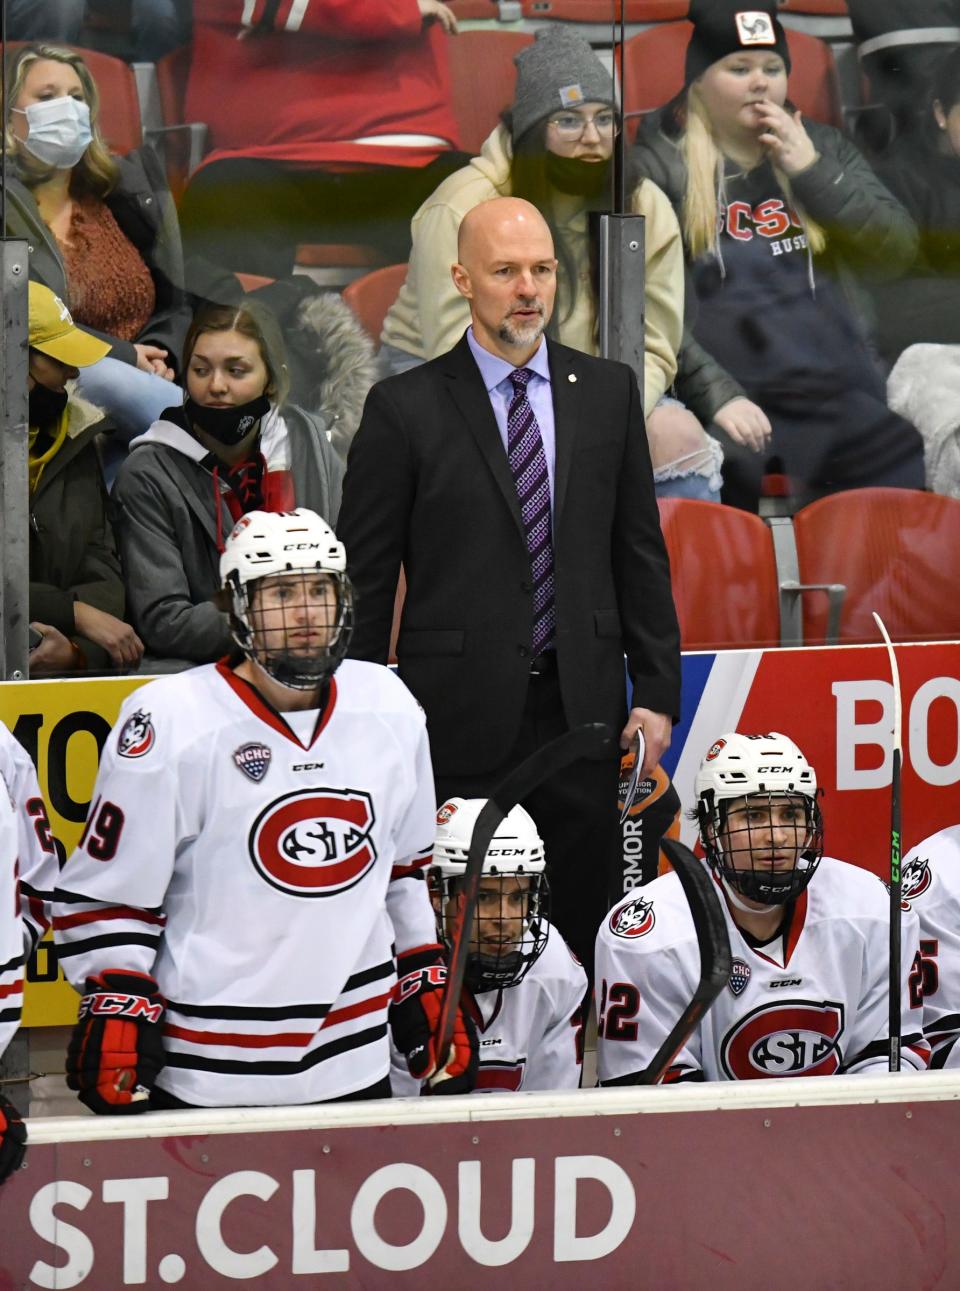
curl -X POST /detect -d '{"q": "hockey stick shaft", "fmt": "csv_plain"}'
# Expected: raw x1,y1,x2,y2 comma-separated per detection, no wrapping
873,612,902,1072
434,721,616,1066
605,836,731,1086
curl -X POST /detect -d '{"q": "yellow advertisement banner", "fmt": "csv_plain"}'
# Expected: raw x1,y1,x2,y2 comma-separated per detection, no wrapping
0,676,151,1026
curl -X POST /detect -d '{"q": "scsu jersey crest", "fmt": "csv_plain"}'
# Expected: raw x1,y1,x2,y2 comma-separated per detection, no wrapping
249,788,377,897
720,1000,845,1079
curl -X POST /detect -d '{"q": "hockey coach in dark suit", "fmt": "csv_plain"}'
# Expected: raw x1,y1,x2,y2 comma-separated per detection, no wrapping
338,197,680,972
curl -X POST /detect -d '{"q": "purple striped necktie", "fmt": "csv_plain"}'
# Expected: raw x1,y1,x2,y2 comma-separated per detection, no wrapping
507,367,555,658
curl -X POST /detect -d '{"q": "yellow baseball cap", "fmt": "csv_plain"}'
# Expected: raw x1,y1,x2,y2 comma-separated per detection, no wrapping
28,281,111,368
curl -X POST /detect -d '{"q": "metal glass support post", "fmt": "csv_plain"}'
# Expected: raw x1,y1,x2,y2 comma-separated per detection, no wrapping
592,212,646,406
0,241,30,681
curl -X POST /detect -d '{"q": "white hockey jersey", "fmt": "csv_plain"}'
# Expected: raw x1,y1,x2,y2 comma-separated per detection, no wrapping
596,856,929,1083
0,786,24,1061
391,921,586,1096
53,660,439,1107
0,720,59,953
901,825,960,1069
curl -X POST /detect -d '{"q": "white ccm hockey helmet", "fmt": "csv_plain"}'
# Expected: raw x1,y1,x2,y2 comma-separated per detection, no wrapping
431,798,549,993
220,509,354,691
694,732,823,905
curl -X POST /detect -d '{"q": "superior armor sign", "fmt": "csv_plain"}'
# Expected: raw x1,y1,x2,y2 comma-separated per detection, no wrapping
3,1077,960,1288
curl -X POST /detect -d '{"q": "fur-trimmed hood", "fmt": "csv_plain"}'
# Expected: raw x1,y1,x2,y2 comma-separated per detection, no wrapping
290,290,379,461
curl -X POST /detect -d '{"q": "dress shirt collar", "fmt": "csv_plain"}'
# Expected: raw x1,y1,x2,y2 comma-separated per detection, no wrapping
466,326,551,393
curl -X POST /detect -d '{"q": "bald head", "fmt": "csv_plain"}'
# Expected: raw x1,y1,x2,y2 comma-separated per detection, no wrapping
452,198,558,366
457,197,554,268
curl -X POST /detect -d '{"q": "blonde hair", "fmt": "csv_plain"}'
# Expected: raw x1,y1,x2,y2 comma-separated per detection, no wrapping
4,43,120,197
680,86,825,259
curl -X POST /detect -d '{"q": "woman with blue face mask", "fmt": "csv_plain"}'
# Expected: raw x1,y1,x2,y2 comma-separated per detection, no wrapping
4,43,190,453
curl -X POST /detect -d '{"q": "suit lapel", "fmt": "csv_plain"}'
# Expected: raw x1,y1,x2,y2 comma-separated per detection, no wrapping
443,335,525,539
548,340,582,529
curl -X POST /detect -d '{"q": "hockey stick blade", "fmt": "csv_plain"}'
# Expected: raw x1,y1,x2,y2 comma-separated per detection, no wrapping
434,721,617,1070
606,836,731,1086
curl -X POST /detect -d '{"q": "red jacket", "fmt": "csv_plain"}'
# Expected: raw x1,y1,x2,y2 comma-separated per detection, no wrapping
185,0,459,172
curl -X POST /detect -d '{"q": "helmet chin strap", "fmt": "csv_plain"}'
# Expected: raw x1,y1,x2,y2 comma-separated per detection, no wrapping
721,875,780,915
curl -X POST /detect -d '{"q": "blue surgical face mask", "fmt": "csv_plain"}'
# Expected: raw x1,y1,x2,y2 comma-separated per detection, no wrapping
14,96,92,169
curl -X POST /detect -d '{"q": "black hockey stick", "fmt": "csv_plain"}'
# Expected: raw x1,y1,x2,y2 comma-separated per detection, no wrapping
874,612,903,1072
603,836,732,1086
434,721,617,1067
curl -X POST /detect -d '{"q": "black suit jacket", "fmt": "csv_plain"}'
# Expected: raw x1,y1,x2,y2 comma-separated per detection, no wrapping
338,333,681,776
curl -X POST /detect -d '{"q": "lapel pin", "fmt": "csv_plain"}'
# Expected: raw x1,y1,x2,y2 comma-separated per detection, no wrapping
568,373,577,383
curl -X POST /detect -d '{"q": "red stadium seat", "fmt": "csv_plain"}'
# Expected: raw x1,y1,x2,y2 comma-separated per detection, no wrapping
2,41,142,154
657,498,783,650
342,264,409,350
617,21,842,140
791,488,960,644
521,0,688,18
778,0,848,14
446,30,534,156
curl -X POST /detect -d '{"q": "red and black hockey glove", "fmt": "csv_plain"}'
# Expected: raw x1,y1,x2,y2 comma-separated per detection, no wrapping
390,946,478,1095
0,1094,26,1184
66,970,165,1115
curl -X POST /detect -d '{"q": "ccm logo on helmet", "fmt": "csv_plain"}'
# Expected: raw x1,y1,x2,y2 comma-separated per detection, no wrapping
284,542,320,551
249,789,377,897
721,1000,845,1079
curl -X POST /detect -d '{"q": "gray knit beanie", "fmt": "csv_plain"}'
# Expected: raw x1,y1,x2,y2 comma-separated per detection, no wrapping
511,27,615,143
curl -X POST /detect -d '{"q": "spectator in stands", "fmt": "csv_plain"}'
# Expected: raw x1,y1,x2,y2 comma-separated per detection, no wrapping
872,46,960,362
113,298,345,670
177,0,469,282
4,43,189,450
7,0,189,63
847,0,960,148
381,26,721,501
632,0,926,512
27,281,144,677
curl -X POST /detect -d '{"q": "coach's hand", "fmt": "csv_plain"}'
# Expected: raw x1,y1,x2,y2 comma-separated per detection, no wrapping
621,708,672,779
390,946,478,1094
67,970,165,1114
0,1094,26,1184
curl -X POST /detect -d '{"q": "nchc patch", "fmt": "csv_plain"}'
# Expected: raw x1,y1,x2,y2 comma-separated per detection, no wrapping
117,710,155,759
609,895,656,939
233,742,272,783
729,958,752,997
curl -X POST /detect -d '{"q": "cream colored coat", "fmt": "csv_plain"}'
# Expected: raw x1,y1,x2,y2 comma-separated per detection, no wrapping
381,124,684,416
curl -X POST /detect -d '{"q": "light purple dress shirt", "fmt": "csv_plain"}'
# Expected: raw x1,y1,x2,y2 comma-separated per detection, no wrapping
466,327,556,508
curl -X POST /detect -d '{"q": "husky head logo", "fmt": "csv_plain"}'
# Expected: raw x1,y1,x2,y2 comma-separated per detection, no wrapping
609,895,656,939
118,710,155,759
901,855,932,909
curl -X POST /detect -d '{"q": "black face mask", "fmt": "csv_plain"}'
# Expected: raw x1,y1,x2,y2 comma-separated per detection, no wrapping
29,382,69,429
546,152,611,198
185,394,270,446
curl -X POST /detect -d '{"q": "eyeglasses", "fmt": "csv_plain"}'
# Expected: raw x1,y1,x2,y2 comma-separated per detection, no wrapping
546,110,619,140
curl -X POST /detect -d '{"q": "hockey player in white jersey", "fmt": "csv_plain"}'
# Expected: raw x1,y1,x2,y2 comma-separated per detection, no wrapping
0,768,27,1181
392,799,587,1095
54,509,477,1111
0,720,60,957
597,732,929,1084
901,825,960,1069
